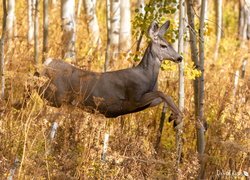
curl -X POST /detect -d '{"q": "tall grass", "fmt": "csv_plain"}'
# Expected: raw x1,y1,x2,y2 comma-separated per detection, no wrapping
0,1,249,179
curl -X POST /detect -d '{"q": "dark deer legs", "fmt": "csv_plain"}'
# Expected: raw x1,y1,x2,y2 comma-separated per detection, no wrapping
137,91,182,124
137,91,182,149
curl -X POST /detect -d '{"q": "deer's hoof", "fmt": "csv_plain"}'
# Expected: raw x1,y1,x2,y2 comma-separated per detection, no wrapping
168,113,175,122
169,113,183,129
174,116,182,127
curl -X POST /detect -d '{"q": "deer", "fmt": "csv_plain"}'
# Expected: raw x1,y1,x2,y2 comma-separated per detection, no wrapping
28,20,183,127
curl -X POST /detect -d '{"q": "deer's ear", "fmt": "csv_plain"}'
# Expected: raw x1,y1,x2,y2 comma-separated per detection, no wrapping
158,20,170,37
148,21,159,39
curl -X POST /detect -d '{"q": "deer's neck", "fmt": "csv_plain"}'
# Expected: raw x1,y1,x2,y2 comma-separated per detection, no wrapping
137,43,161,89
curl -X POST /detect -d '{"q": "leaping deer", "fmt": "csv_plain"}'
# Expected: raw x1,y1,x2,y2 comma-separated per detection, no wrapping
35,20,183,125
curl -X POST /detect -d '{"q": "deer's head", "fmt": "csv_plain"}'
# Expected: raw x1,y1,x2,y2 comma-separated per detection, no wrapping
148,20,182,63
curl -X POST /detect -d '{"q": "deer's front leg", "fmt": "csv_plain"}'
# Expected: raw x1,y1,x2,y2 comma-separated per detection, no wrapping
138,91,183,125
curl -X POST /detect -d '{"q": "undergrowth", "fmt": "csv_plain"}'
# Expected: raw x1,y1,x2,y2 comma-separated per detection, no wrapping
0,0,249,179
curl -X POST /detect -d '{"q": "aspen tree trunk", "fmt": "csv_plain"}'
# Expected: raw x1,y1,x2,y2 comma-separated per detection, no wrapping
119,0,131,53
137,0,145,15
34,0,39,65
77,0,83,17
61,0,76,61
173,0,180,51
83,0,101,46
214,0,222,60
0,0,7,99
186,0,199,118
6,0,15,40
28,0,35,44
246,0,250,41
136,0,152,53
135,0,146,53
178,0,185,115
198,0,206,179
186,0,206,177
110,0,120,61
5,0,15,77
238,0,250,47
104,0,111,71
43,0,49,61
175,0,185,177
239,0,244,39
233,70,240,97
241,58,247,78
50,0,57,7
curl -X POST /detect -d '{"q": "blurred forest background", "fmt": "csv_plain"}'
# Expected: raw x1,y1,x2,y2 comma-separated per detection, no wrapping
0,0,249,179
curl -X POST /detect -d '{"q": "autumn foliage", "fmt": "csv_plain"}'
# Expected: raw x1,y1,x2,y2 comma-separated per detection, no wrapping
0,0,249,179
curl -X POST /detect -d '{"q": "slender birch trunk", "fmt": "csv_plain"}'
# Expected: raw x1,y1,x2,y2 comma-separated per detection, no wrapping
0,0,7,100
137,0,145,15
175,0,185,177
6,0,15,40
43,0,49,61
198,0,206,154
104,0,111,71
110,0,120,61
5,0,15,69
135,0,152,53
238,0,250,47
119,0,131,53
77,0,83,17
50,0,57,8
198,0,206,179
61,0,76,61
214,0,222,60
241,58,247,78
239,0,244,39
186,0,206,178
173,0,180,51
178,0,185,115
34,0,39,65
186,0,199,118
28,0,35,44
83,0,101,46
233,70,240,97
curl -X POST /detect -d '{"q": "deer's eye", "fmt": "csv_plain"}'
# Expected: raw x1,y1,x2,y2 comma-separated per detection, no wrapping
160,44,167,48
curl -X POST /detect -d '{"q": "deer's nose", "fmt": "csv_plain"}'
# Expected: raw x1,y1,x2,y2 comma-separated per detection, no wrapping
177,56,183,62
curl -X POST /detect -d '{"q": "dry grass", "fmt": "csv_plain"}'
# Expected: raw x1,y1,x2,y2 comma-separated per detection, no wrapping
0,1,249,179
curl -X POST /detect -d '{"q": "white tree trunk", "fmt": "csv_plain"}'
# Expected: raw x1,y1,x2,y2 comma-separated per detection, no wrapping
214,0,222,60
61,0,76,61
242,5,248,41
28,0,35,44
34,0,39,64
178,0,185,113
110,0,120,59
104,0,111,71
239,0,250,46
198,0,206,179
6,0,15,39
233,70,240,97
50,0,57,7
101,133,110,161
0,0,7,99
137,0,145,15
173,0,179,51
186,0,199,118
77,0,83,17
186,0,206,178
119,0,131,53
83,0,101,46
175,0,185,177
